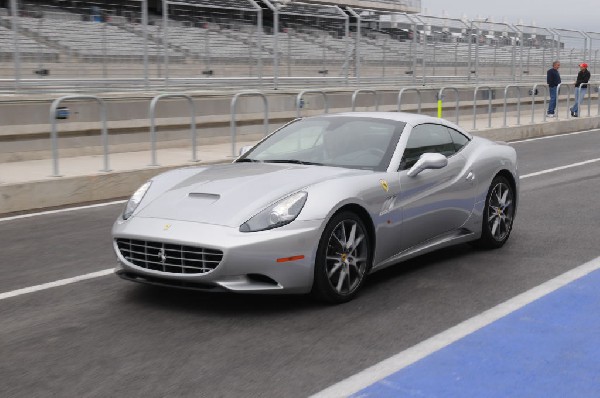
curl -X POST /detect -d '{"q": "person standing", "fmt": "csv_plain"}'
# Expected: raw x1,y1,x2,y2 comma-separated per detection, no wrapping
547,61,561,117
570,63,591,117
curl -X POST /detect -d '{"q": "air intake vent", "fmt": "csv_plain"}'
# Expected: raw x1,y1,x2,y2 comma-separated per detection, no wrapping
116,239,223,274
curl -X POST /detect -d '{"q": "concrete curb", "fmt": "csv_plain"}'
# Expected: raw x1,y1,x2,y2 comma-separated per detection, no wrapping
0,166,179,215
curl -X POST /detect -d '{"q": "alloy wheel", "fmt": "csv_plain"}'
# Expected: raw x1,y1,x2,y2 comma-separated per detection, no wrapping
325,219,368,295
486,181,514,242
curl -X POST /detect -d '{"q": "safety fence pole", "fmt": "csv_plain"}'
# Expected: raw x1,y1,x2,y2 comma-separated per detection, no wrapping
141,0,149,88
49,96,110,177
346,8,361,84
578,82,592,117
397,88,422,113
556,83,573,119
10,0,21,91
530,84,548,123
473,86,494,130
351,90,379,111
296,90,329,117
438,87,460,124
502,85,523,127
162,0,170,87
230,92,269,157
597,84,600,116
148,94,198,166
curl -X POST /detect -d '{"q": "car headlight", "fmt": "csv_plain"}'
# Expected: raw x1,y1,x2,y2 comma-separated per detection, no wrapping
240,191,308,232
123,181,152,220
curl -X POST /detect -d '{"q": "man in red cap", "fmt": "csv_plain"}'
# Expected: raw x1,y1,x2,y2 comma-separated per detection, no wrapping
571,63,591,117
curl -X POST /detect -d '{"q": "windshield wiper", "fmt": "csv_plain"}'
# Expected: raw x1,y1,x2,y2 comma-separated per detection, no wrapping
236,158,261,163
264,159,325,166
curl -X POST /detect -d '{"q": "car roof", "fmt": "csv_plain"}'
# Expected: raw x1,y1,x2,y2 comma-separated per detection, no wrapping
307,112,472,139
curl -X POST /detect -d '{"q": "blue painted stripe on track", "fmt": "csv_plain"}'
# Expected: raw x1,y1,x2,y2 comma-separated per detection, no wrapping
353,269,600,397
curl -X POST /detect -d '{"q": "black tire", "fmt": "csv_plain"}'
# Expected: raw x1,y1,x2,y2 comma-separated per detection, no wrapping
311,211,372,304
475,175,515,249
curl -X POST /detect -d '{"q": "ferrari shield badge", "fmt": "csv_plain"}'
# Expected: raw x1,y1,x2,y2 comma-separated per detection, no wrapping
379,179,389,192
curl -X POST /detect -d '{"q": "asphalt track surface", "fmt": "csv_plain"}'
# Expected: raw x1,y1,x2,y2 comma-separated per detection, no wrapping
2,129,600,397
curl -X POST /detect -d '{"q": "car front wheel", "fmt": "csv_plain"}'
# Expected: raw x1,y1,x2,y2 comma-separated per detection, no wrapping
312,211,372,304
476,175,515,249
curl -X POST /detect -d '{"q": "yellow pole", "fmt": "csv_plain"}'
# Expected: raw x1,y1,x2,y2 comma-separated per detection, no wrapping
437,99,443,118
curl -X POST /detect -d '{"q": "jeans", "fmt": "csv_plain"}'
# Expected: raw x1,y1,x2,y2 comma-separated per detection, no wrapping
572,86,587,115
548,86,557,114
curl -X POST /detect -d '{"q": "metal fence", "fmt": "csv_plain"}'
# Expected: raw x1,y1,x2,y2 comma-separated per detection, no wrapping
1,0,599,92
40,83,599,177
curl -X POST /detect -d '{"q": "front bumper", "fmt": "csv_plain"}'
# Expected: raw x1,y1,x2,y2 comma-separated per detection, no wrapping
112,216,324,294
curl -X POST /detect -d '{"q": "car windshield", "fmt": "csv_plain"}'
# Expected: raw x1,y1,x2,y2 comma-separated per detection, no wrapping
237,116,405,171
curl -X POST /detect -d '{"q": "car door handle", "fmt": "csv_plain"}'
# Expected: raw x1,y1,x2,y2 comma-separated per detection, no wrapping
466,171,475,181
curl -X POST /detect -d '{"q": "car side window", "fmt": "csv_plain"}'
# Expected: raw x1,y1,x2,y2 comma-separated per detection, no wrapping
400,123,456,170
446,127,470,152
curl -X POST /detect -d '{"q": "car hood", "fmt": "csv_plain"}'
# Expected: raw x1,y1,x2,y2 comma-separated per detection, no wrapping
136,162,369,227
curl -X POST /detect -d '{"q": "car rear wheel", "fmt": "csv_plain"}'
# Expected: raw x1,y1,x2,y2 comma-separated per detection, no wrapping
476,175,515,249
311,211,372,304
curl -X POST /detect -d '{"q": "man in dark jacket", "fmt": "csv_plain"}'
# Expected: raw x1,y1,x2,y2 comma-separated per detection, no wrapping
547,61,561,117
570,63,591,117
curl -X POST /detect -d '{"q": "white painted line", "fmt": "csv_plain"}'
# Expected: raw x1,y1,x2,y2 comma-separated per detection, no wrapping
0,269,114,301
311,256,600,398
0,200,127,223
510,127,600,144
520,157,600,179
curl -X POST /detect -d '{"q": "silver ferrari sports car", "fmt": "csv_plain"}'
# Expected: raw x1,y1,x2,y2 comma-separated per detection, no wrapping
113,112,518,303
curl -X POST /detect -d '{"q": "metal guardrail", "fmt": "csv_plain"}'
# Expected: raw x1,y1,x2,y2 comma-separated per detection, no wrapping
49,95,110,177
472,86,494,130
531,84,549,123
438,87,460,124
556,83,573,119
39,85,600,177
397,88,422,113
503,85,523,127
230,92,269,157
148,94,198,167
351,90,379,112
296,90,329,118
577,82,592,117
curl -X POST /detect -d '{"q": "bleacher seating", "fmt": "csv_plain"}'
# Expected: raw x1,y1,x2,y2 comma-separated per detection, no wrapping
0,24,59,62
140,23,270,62
11,17,182,62
0,2,584,79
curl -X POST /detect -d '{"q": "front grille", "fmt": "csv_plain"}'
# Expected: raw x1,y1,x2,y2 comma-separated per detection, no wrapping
116,238,223,274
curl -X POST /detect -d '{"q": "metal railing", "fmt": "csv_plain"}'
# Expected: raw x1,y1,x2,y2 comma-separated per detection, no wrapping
33,84,600,177
397,88,422,113
230,91,269,157
49,95,110,177
296,90,329,117
503,85,523,127
351,90,379,112
531,84,549,123
472,86,494,130
556,83,573,119
438,87,461,124
148,93,198,166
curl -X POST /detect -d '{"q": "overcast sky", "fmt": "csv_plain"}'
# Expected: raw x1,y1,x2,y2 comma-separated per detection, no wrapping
421,0,597,33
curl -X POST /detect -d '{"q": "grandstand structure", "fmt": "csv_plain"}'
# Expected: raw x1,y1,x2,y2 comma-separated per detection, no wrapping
0,0,597,91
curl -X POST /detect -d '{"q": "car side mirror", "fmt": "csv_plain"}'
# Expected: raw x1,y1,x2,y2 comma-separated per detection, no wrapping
238,145,253,156
406,153,448,177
